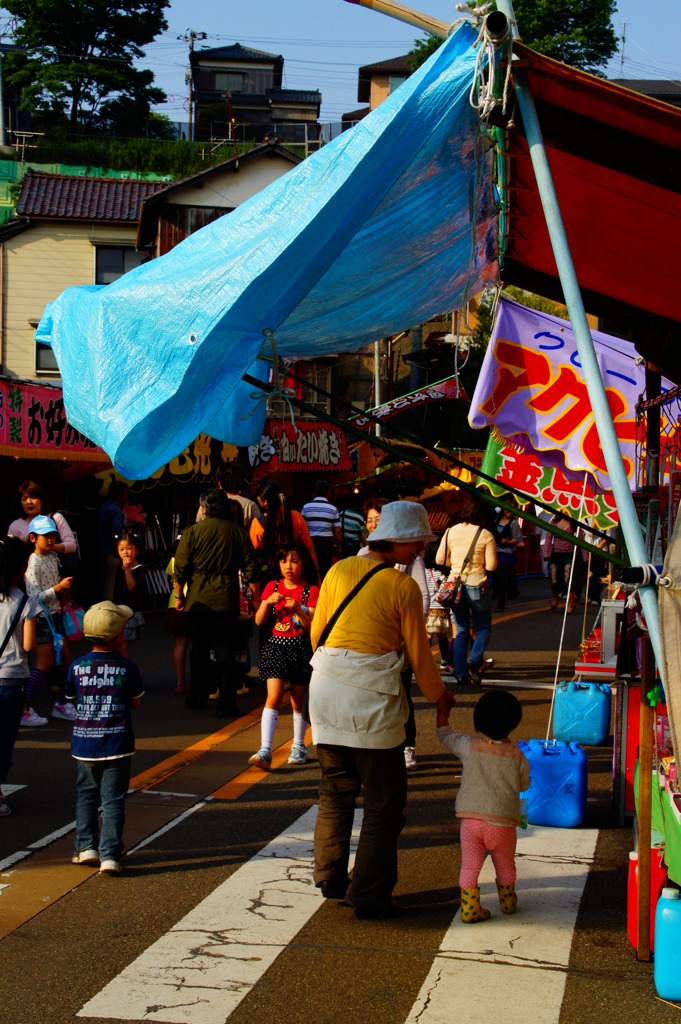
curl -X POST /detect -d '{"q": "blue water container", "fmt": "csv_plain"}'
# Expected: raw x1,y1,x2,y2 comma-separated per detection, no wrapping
518,739,587,827
654,888,681,1000
553,681,611,745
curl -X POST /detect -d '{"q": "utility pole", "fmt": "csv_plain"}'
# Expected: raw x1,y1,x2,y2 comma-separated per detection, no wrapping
178,29,206,141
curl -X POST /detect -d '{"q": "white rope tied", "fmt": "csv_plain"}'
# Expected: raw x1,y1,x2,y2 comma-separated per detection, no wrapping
467,7,515,121
242,327,297,425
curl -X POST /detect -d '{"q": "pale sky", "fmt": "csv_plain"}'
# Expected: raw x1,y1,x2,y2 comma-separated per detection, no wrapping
139,0,681,124
0,1,677,124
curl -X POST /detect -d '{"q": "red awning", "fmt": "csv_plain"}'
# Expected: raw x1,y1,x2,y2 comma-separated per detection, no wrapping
500,43,681,380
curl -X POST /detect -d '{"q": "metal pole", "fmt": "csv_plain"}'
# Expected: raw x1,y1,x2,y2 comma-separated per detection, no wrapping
637,639,654,962
497,0,663,676
374,339,382,438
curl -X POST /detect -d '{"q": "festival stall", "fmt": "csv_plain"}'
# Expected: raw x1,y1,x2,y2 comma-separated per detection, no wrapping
28,2,681,968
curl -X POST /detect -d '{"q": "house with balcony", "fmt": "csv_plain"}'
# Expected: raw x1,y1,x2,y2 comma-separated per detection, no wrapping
190,43,321,145
342,53,412,128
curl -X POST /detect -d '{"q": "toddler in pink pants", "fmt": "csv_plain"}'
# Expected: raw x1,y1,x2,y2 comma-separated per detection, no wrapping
437,689,530,922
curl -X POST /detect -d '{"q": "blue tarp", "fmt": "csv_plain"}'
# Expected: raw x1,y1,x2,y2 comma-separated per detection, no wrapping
37,23,497,479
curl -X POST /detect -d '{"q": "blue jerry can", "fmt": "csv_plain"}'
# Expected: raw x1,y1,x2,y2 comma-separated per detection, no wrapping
552,681,611,745
518,739,587,828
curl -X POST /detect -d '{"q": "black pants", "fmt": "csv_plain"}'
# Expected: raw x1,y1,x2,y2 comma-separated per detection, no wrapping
314,743,407,914
187,610,239,711
401,668,416,748
311,536,334,581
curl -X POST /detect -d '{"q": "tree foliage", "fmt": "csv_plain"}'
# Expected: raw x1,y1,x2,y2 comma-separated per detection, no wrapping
4,0,170,135
408,0,618,74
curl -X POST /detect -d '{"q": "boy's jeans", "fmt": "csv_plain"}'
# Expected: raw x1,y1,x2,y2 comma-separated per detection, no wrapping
75,757,131,861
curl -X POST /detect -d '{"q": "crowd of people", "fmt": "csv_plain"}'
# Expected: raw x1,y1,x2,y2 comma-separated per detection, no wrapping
0,471,595,912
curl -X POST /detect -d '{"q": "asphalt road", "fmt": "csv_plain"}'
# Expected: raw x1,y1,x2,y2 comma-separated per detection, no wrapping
0,577,670,1024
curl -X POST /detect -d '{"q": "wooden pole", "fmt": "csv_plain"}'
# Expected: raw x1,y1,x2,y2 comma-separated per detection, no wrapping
637,638,655,961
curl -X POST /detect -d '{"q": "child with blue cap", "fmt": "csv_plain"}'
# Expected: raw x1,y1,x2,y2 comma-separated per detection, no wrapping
23,515,75,724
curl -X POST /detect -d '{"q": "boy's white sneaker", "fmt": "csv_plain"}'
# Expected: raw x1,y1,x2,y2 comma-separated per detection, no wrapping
99,859,122,875
72,849,99,865
53,702,77,721
21,707,48,727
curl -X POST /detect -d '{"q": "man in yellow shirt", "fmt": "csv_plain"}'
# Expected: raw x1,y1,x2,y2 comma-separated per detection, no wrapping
309,501,455,919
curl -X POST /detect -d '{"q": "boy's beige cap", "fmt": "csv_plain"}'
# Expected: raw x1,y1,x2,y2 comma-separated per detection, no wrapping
83,601,133,642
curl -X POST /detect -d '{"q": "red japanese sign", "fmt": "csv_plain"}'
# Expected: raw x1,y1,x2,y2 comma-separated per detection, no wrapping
0,378,104,461
351,374,467,431
248,419,352,479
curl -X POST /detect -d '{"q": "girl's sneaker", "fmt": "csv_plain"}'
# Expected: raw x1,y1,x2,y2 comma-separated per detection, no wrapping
173,683,188,694
249,747,272,770
288,743,308,765
52,702,77,721
21,707,48,727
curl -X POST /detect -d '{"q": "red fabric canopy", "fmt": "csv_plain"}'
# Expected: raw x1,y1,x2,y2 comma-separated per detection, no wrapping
500,44,681,380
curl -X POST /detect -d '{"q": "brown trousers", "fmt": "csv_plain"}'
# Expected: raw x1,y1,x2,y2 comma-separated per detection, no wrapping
314,743,407,913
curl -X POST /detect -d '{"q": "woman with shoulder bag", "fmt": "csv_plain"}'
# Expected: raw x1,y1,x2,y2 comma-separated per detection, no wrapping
436,497,497,686
308,501,455,920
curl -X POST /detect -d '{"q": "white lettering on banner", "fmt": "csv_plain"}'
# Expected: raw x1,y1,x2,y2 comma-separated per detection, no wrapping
249,423,345,470
353,382,462,429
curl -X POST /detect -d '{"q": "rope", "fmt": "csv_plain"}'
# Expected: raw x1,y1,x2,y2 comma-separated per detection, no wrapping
545,473,589,744
457,8,509,363
242,327,297,425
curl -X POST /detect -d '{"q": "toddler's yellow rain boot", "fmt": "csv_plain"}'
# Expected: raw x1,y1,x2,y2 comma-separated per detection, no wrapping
496,881,517,914
460,887,491,923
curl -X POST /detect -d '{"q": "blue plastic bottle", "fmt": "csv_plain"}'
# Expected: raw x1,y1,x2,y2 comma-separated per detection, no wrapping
654,887,681,1000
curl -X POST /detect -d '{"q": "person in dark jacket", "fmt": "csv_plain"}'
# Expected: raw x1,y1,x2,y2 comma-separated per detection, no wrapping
174,488,258,717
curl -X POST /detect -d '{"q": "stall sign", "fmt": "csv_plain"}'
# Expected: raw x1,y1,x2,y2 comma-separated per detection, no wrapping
351,374,467,431
469,298,661,492
147,435,239,486
0,378,104,461
249,420,351,478
480,434,619,529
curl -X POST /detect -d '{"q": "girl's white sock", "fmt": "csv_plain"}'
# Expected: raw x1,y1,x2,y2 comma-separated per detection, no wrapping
293,710,306,746
261,707,278,750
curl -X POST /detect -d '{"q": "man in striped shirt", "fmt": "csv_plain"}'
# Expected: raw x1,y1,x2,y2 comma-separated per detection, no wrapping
301,480,342,580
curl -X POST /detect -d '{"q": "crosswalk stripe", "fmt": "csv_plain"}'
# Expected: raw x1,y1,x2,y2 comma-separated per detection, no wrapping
405,826,598,1024
78,805,361,1023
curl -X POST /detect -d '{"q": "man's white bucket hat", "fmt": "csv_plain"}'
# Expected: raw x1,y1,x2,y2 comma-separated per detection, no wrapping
367,500,435,543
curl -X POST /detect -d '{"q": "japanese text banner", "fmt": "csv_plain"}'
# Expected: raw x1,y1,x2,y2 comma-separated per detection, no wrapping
0,378,103,460
351,374,467,430
469,298,645,492
479,434,619,529
249,420,351,480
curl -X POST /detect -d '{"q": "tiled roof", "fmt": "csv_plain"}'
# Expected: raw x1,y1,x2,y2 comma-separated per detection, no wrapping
358,54,411,75
268,89,321,103
192,43,282,63
610,79,681,107
15,171,167,222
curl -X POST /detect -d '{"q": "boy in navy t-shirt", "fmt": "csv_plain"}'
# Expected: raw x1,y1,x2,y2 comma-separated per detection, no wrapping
65,601,144,875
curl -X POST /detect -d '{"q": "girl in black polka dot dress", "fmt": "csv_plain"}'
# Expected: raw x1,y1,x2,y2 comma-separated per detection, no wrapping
249,542,319,771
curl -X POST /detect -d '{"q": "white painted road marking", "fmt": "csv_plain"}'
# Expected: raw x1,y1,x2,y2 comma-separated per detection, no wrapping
79,805,361,1023
405,825,598,1024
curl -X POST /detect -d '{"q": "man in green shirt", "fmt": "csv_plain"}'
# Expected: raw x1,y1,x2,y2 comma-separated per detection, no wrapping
174,488,258,717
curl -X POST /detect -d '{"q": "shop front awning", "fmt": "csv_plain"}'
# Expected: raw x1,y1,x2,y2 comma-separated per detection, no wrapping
500,42,681,380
